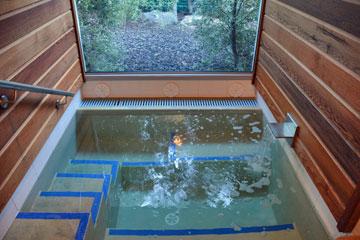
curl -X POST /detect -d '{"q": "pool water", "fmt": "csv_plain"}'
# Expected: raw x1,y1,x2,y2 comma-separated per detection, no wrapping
18,109,330,240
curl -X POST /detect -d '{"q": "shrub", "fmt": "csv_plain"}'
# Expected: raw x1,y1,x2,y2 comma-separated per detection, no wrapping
140,0,177,12
76,0,127,72
194,0,261,71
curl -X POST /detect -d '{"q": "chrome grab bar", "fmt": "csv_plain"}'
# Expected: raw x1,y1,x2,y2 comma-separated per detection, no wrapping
0,80,74,110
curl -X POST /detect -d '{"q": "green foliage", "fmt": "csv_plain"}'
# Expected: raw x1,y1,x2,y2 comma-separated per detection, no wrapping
194,0,261,71
140,0,177,12
76,0,148,72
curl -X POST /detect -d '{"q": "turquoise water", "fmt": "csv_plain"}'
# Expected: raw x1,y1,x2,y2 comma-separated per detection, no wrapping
20,109,330,239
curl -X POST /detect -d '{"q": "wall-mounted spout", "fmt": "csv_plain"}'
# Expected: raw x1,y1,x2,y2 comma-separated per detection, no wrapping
268,113,299,147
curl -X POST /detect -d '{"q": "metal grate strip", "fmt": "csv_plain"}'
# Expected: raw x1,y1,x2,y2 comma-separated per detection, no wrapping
79,99,259,110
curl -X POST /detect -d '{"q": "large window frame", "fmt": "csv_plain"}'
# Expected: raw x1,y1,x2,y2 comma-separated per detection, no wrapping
71,0,265,82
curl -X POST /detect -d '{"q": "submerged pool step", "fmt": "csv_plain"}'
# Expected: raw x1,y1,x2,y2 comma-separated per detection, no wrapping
80,99,259,110
5,171,111,240
4,212,92,240
48,173,109,194
31,195,93,213
31,191,103,224
105,225,302,240
66,159,120,184
119,160,270,197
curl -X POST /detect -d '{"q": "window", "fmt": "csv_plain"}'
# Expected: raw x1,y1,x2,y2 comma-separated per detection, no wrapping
75,0,262,73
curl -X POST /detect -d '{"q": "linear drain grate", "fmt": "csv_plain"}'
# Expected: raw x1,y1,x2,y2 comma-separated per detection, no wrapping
80,99,258,110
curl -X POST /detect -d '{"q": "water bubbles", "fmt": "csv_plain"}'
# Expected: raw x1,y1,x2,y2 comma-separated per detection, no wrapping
155,152,165,161
206,117,213,122
249,121,260,126
250,177,270,189
233,126,243,130
251,126,262,134
267,194,282,205
140,131,151,141
242,114,251,119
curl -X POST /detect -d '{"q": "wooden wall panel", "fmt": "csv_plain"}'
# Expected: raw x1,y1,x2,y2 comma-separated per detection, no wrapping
0,0,42,15
0,0,83,211
0,12,74,80
255,0,360,232
277,0,360,38
262,16,360,113
0,0,70,49
265,0,360,76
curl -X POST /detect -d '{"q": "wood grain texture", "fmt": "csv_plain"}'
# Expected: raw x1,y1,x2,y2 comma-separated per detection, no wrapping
0,11,73,80
0,60,81,187
266,0,360,75
338,186,360,232
261,32,360,154
10,30,76,86
0,45,78,152
259,48,360,182
0,0,70,49
263,16,360,113
277,0,360,38
256,64,353,211
0,0,42,15
256,0,360,232
0,73,82,211
0,0,83,212
293,139,345,220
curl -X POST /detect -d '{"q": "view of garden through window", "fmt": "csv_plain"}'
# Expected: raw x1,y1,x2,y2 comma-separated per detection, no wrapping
76,0,262,73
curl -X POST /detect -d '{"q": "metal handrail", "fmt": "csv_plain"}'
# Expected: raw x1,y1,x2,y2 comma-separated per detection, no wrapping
0,80,74,109
0,80,74,97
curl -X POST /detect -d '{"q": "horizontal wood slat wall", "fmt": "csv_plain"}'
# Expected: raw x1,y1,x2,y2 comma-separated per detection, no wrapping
255,0,360,232
0,0,83,211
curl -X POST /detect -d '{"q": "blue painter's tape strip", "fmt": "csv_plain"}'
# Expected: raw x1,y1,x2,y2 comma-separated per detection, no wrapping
17,212,89,240
39,191,102,224
56,173,111,199
102,175,111,199
108,224,294,236
176,154,254,162
121,155,254,167
122,162,168,167
56,173,105,179
70,160,118,165
70,160,119,183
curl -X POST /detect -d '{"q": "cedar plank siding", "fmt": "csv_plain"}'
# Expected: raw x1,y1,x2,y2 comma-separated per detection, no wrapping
0,0,83,211
255,0,360,232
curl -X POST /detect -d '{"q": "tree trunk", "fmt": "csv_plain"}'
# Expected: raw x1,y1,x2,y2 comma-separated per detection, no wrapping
188,0,193,13
173,0,178,15
231,0,239,69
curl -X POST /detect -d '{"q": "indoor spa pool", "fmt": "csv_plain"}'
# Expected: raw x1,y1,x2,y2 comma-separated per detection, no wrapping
6,102,331,240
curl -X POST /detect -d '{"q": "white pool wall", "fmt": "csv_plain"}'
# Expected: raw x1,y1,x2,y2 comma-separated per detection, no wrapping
257,91,342,240
0,91,81,239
